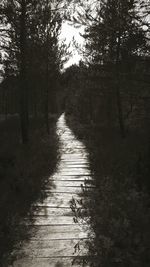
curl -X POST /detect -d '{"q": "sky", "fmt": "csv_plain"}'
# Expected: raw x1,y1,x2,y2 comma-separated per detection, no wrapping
0,21,85,81
60,21,85,68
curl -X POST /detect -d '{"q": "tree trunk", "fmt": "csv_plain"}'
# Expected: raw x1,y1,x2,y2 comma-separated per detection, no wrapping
20,0,29,144
44,0,50,135
116,32,125,138
107,93,113,128
45,81,50,135
44,34,50,135
116,81,125,137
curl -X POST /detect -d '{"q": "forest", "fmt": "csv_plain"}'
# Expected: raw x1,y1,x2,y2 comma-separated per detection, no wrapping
0,0,150,266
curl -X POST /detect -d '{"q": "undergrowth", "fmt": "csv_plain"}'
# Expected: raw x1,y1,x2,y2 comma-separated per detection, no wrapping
0,115,59,265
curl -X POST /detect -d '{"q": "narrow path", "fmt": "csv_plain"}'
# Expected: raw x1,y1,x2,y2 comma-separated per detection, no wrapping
10,113,93,267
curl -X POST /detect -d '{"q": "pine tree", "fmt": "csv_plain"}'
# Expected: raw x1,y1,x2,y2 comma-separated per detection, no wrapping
0,0,69,140
74,0,148,136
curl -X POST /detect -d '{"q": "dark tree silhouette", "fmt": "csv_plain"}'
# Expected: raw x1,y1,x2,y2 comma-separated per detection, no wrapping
0,0,69,141
68,0,150,136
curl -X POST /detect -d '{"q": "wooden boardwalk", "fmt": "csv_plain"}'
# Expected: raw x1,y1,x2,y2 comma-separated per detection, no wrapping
10,114,93,267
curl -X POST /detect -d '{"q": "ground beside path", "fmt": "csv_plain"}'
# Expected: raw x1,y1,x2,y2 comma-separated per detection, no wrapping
10,114,93,267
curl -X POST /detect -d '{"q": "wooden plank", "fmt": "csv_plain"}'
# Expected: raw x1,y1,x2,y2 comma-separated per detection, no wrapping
60,150,86,153
34,193,88,208
58,164,90,168
59,164,90,168
60,154,87,157
60,156,88,159
55,173,91,177
45,184,87,193
32,207,74,217
60,160,88,163
45,187,83,194
50,175,92,181
14,239,88,258
45,185,93,194
22,216,85,226
27,224,89,240
58,169,90,172
52,173,91,177
46,180,93,187
12,257,90,267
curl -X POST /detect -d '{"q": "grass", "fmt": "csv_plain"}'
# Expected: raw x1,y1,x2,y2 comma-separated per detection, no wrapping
0,114,59,265
66,113,150,267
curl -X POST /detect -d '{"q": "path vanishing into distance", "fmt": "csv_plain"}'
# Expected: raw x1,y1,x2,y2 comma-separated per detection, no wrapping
10,113,94,267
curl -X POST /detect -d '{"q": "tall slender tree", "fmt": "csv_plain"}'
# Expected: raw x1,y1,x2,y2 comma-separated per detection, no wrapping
72,0,149,136
0,0,37,143
0,0,69,141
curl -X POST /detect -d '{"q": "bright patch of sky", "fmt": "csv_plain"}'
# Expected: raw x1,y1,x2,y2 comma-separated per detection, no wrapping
60,21,85,68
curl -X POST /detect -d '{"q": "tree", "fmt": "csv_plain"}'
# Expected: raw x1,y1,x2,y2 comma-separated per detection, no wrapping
0,0,38,143
0,0,69,140
71,0,149,136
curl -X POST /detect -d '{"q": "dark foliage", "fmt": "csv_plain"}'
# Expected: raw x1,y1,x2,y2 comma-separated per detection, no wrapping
0,115,59,265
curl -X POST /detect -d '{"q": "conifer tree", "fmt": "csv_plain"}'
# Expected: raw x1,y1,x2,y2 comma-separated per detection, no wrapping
72,0,149,136
0,0,69,141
